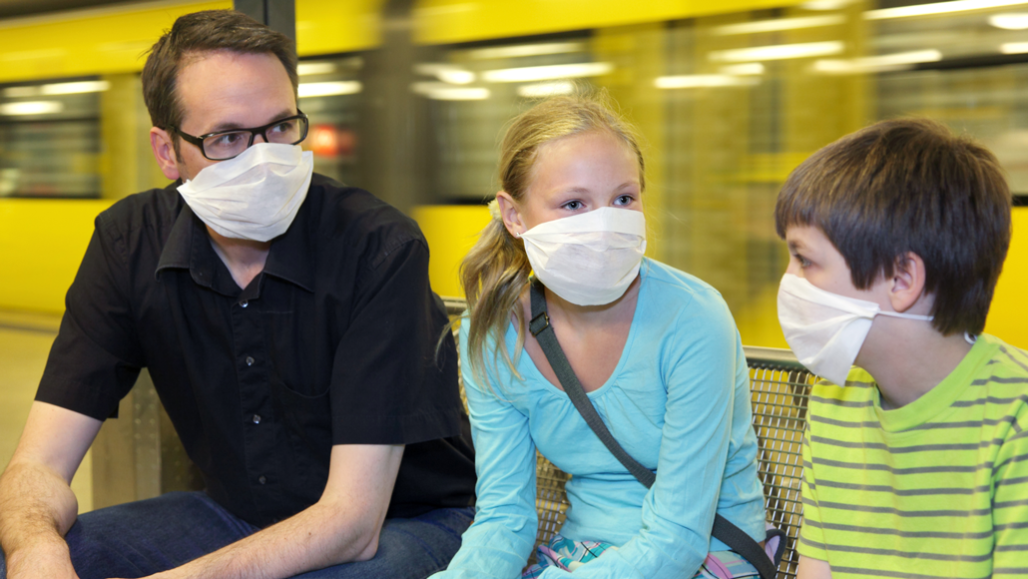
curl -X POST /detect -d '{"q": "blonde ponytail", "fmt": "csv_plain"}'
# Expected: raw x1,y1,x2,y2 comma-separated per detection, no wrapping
460,90,646,384
461,200,532,381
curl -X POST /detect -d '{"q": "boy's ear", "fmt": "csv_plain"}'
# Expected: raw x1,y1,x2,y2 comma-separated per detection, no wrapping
495,191,526,238
888,251,928,313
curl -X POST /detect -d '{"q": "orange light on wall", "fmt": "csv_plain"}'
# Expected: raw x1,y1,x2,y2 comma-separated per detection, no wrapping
310,124,339,157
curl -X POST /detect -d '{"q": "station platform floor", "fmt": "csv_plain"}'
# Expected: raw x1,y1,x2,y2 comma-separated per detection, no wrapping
0,309,93,513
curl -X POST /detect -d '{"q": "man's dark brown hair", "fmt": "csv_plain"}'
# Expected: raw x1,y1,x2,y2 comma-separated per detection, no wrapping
775,118,1012,336
142,10,298,149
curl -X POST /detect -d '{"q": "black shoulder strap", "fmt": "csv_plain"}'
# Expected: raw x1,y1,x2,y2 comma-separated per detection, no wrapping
528,278,780,579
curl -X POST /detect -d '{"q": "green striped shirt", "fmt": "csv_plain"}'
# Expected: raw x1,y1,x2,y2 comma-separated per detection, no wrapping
798,334,1028,579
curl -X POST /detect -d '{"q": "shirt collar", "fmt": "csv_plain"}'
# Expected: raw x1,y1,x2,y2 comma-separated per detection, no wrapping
155,191,315,293
263,198,315,292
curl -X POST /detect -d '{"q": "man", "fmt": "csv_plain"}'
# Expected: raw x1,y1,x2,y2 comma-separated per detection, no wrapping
0,10,476,579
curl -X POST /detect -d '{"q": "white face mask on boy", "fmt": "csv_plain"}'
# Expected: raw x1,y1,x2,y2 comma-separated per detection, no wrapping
178,143,314,242
777,273,933,386
519,207,646,307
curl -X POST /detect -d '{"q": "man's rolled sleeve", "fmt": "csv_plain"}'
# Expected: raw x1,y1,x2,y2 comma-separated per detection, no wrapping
328,235,460,445
36,221,144,420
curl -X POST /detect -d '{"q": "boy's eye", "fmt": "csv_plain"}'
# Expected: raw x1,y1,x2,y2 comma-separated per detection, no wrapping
615,195,634,206
562,200,582,211
797,255,812,268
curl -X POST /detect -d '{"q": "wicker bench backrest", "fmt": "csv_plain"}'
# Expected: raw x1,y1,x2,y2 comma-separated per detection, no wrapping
444,299,813,579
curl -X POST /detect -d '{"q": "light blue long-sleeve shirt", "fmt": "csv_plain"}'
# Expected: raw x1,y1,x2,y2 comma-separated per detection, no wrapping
434,259,766,579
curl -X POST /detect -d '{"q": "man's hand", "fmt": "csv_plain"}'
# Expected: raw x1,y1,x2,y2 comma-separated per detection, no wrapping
138,443,404,579
0,402,102,579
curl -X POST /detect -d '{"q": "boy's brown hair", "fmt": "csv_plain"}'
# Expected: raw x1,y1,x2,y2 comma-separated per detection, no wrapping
775,118,1012,336
141,10,298,151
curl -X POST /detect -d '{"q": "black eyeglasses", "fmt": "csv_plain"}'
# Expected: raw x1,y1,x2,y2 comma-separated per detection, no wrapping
174,112,310,161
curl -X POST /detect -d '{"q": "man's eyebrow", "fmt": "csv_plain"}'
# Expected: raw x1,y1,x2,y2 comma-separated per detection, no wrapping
207,109,297,133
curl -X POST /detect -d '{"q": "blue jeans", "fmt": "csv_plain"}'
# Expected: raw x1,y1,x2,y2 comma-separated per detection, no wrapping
0,492,473,579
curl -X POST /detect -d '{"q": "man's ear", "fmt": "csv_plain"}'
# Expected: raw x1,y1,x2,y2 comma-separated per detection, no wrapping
150,127,181,181
495,191,526,238
888,251,928,313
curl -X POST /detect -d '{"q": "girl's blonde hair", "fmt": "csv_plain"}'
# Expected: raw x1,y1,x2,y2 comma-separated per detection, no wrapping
460,91,646,381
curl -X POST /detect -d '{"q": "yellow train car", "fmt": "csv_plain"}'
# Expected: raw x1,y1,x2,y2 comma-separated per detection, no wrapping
1,0,1025,349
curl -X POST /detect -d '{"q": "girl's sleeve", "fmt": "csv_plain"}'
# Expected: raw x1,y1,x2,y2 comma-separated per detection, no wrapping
430,323,539,579
538,296,765,579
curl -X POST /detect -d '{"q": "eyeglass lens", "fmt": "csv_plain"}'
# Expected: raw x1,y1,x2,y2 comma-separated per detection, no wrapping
204,117,308,160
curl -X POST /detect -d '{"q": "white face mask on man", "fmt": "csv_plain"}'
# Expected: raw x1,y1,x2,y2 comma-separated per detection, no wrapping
777,273,934,386
519,207,646,307
177,142,314,242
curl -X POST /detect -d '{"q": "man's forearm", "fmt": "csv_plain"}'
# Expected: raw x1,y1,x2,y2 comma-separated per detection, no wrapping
150,497,380,579
0,461,81,578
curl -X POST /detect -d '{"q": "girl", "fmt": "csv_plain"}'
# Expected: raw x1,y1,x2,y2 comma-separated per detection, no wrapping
432,94,768,579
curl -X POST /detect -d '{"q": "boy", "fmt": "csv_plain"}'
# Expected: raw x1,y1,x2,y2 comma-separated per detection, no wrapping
774,118,1028,578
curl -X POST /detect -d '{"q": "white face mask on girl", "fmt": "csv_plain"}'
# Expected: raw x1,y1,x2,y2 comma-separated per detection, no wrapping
519,207,646,306
777,273,933,386
178,143,314,242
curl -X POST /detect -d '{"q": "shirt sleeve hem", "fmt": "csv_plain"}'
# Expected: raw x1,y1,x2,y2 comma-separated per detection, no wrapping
331,407,463,445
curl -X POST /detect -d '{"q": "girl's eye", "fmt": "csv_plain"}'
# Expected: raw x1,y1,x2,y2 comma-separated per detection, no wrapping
796,254,812,268
615,195,634,206
563,200,582,211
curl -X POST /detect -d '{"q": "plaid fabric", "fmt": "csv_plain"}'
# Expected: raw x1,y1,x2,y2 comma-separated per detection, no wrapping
523,534,760,578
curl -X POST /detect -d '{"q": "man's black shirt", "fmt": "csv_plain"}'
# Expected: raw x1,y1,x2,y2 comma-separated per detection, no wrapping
37,174,476,528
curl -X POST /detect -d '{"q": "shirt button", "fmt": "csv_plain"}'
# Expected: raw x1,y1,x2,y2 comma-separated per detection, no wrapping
252,414,261,424
240,300,248,308
246,356,254,366
258,475,267,485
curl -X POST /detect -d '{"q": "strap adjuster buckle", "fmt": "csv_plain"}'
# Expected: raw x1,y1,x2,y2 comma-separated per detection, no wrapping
529,312,550,337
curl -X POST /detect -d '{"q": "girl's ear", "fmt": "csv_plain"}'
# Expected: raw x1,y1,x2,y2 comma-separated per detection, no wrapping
495,192,526,238
888,251,928,313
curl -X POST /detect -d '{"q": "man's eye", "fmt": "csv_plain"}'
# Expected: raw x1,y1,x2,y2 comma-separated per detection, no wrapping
270,120,293,134
212,132,244,146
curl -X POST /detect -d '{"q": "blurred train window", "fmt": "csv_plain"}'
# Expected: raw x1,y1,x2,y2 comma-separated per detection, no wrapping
414,35,594,202
0,78,103,198
296,56,363,187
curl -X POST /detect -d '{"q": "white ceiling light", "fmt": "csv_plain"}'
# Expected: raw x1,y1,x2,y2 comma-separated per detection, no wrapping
3,81,109,98
298,62,337,76
517,81,576,98
2,86,38,98
298,81,362,98
719,63,766,75
813,49,943,73
482,62,613,83
411,82,490,100
713,15,844,35
802,0,856,9
709,41,844,62
1000,42,1028,53
414,63,476,84
654,75,758,89
40,80,110,95
989,12,1028,28
866,0,1028,20
468,42,585,60
0,101,64,116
